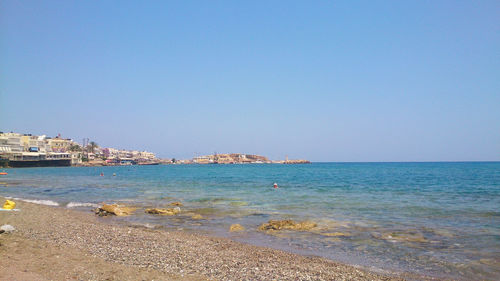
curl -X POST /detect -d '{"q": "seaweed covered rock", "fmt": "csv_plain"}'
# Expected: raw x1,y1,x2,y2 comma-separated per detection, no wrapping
94,204,136,216
229,224,245,232
258,220,317,231
145,207,180,216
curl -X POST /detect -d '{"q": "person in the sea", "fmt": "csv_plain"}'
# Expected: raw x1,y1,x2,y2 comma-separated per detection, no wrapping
273,183,278,189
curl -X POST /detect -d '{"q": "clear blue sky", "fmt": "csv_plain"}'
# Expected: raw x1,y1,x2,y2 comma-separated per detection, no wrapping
1,1,499,161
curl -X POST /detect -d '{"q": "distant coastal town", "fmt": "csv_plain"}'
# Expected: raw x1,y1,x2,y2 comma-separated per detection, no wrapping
0,131,309,167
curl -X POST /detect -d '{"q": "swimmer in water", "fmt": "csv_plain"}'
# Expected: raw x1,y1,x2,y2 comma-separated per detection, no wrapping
100,172,104,176
273,183,278,189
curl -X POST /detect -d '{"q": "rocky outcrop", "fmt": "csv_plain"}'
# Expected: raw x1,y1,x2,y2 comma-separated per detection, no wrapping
169,202,183,207
95,204,136,216
145,207,180,216
258,220,317,231
192,153,310,164
193,153,271,164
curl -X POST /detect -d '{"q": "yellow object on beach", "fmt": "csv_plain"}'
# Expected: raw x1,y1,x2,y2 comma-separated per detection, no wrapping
3,200,16,210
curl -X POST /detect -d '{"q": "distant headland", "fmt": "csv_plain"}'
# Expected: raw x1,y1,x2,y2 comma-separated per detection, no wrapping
0,131,309,167
188,153,310,164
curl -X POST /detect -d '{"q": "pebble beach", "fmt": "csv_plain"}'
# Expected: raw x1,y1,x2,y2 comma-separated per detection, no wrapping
0,197,425,281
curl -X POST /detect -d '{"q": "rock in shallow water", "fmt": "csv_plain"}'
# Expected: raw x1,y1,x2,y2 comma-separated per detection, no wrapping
191,214,203,220
145,207,180,216
229,224,245,232
258,220,317,231
94,204,136,216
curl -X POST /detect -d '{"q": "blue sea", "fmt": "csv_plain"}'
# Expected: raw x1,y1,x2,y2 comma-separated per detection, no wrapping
1,162,499,280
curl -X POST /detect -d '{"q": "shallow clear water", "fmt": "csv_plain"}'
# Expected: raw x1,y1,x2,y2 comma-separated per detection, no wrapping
1,162,499,279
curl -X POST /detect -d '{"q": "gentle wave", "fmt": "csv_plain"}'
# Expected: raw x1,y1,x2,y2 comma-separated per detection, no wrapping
66,202,100,208
7,197,59,206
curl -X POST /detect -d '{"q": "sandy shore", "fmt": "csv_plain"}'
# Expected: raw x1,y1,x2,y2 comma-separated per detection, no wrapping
0,198,428,280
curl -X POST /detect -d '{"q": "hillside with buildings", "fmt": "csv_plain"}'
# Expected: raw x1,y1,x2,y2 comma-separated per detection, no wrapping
0,132,160,167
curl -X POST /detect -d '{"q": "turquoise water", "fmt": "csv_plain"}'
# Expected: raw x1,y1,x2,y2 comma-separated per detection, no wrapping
1,162,499,279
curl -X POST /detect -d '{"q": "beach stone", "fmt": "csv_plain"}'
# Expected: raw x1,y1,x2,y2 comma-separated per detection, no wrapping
258,220,317,231
229,224,245,232
169,202,183,207
0,224,15,233
145,207,180,216
98,204,136,216
94,208,111,216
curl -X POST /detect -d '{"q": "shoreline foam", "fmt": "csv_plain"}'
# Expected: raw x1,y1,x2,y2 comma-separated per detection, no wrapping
66,201,100,208
6,197,59,206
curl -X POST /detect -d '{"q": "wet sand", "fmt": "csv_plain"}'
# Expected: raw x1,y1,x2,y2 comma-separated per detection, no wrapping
0,198,430,280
